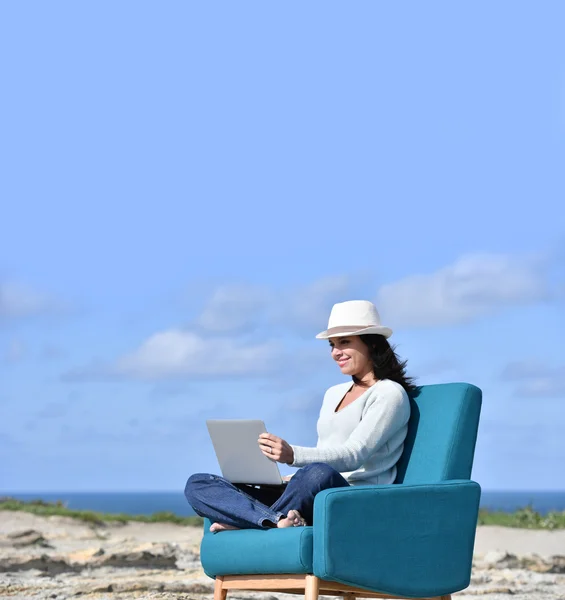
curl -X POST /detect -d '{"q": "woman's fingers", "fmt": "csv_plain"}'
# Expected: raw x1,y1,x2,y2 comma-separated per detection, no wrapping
260,447,282,460
258,437,278,448
258,439,282,460
258,442,276,454
258,434,281,452
258,432,292,463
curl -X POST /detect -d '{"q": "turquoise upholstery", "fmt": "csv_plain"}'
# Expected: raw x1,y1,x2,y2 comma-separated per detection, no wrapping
201,519,313,576
395,383,482,483
199,382,482,597
313,480,481,597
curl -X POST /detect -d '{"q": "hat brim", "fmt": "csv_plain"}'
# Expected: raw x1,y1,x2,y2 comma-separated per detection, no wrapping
315,325,393,340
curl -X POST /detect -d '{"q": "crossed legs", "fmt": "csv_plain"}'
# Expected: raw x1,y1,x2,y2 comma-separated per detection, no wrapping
185,462,349,531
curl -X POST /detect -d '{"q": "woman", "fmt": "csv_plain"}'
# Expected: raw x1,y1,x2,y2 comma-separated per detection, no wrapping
185,300,416,532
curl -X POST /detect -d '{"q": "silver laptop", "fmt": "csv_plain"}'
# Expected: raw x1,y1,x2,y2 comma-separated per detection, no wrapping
206,419,285,485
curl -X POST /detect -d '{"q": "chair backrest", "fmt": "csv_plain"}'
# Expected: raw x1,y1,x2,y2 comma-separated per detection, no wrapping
395,382,482,484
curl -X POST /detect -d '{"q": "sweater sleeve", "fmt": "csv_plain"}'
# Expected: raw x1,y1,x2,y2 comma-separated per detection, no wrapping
290,386,409,471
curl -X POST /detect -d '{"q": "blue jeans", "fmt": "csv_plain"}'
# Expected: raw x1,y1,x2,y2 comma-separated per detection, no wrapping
184,462,350,529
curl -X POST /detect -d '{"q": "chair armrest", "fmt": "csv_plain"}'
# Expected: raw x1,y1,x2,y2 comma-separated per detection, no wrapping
313,480,481,597
202,518,212,534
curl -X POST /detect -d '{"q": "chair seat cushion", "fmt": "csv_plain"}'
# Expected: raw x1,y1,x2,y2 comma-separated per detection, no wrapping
200,526,314,576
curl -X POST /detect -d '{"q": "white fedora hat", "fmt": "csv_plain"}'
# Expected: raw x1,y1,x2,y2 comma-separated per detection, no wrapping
316,300,392,339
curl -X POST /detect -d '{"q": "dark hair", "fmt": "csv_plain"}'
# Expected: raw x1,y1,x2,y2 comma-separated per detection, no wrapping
354,334,417,394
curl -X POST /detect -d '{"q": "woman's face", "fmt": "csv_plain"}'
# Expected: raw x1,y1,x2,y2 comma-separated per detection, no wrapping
329,336,373,379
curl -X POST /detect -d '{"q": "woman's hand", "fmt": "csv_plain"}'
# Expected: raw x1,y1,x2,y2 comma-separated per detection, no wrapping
258,433,294,465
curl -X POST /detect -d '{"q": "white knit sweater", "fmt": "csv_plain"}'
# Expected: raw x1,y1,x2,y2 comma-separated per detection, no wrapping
290,379,411,485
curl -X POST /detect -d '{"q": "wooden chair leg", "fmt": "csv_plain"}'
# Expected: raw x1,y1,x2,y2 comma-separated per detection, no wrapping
305,574,319,600
214,576,227,600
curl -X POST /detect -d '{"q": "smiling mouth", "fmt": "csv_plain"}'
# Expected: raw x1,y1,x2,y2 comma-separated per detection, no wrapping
337,358,350,367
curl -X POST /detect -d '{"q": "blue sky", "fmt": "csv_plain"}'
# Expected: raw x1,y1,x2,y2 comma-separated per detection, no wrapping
1,1,564,493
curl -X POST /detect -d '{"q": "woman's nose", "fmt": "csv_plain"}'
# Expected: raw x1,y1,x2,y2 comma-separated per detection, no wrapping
331,347,341,359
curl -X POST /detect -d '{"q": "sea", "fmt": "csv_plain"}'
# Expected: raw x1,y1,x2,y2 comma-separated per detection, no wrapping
4,490,565,516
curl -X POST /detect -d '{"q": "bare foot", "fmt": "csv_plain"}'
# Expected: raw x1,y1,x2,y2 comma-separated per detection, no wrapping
210,522,240,532
277,509,306,528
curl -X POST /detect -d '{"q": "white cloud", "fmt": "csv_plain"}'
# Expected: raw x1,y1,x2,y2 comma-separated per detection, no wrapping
195,275,352,335
63,273,353,382
0,282,59,319
519,377,565,398
501,360,565,398
64,325,329,383
196,284,270,333
67,329,284,381
274,275,352,334
501,360,553,381
377,254,548,327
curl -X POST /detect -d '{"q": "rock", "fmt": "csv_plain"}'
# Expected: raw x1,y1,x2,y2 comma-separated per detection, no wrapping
109,581,153,593
526,554,565,574
54,573,216,597
13,532,51,549
161,581,214,593
74,582,114,595
66,548,104,563
1,511,564,600
0,542,198,577
0,529,52,549
481,551,517,567
475,551,565,572
94,542,179,569
470,573,493,585
0,554,77,574
465,586,516,595
7,529,40,539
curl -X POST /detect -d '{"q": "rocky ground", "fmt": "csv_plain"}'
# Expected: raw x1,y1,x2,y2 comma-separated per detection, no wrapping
1,511,564,600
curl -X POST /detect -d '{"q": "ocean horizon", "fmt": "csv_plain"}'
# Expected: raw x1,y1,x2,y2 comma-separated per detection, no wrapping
4,490,565,517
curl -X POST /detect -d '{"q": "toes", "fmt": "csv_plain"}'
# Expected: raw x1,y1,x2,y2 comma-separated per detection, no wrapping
210,522,236,532
287,510,306,527
278,510,306,529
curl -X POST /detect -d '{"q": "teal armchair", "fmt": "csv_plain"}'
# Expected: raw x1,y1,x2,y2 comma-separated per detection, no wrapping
200,382,482,600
